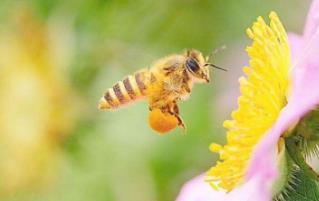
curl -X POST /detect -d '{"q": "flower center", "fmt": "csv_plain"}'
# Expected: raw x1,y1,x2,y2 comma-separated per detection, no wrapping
207,12,291,191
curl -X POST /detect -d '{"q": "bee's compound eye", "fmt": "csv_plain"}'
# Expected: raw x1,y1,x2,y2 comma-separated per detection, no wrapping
149,109,178,134
186,58,200,72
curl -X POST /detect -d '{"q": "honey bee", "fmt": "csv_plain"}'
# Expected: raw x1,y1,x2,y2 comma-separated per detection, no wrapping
98,49,225,134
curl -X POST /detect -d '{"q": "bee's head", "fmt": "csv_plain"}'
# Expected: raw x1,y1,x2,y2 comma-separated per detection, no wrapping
185,49,227,83
185,49,210,83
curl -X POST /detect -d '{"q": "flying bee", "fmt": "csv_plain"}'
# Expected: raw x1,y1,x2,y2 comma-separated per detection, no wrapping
98,49,226,134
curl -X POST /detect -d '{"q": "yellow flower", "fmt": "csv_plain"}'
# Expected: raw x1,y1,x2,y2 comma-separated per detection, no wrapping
207,12,290,191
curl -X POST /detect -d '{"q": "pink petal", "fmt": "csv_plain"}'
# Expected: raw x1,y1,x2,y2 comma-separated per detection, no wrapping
288,33,303,64
303,0,319,41
226,175,272,201
291,16,319,115
176,174,225,201
176,174,272,201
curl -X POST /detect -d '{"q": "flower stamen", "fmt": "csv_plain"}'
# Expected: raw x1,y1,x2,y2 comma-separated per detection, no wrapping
207,12,291,192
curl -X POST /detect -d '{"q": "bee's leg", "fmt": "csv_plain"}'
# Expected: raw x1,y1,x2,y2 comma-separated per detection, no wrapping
176,115,186,130
150,101,185,130
168,102,186,130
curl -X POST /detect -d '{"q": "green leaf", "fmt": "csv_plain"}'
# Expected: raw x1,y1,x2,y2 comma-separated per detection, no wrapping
281,137,319,201
283,167,319,201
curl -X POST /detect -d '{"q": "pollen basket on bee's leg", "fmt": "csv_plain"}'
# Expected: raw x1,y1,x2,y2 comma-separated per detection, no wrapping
148,109,179,134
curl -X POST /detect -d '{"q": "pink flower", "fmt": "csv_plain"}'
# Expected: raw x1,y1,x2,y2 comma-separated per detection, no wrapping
247,0,319,181
176,1,319,200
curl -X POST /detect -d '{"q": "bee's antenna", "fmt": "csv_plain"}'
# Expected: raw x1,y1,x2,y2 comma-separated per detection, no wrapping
212,45,227,56
207,45,227,62
204,63,227,71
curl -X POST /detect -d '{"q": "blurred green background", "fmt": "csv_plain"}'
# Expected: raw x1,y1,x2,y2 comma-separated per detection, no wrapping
0,0,311,201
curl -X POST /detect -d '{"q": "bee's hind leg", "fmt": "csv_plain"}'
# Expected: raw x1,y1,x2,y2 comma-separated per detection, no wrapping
168,102,186,131
176,115,186,131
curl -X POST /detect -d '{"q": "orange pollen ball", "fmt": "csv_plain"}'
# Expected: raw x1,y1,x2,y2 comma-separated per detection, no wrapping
148,109,179,135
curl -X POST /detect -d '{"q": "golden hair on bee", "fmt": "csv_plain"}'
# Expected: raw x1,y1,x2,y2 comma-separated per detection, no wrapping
98,49,225,134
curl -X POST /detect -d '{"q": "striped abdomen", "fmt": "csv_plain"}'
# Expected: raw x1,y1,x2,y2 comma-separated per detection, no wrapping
98,70,150,110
